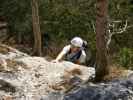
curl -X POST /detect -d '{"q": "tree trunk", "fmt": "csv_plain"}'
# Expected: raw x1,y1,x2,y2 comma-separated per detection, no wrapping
31,0,42,56
95,0,108,82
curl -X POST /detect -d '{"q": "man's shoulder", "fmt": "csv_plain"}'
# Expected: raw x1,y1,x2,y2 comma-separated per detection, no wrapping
63,45,71,50
64,45,71,48
62,45,71,53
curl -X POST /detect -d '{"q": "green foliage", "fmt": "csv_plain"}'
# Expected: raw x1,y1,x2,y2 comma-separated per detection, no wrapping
118,48,133,68
40,0,96,40
0,0,133,67
39,0,97,54
0,0,32,36
108,0,133,47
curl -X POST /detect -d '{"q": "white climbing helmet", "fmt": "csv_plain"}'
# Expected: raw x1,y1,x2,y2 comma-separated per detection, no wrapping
71,37,83,47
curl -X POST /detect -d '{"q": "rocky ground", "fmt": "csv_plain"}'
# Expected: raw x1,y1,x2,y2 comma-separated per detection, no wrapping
0,44,133,100
0,44,95,100
64,74,133,100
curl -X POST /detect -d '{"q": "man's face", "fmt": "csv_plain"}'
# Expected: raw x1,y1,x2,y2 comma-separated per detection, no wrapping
71,45,80,53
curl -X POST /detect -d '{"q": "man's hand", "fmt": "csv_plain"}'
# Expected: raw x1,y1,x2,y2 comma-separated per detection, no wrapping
75,60,81,64
51,59,59,63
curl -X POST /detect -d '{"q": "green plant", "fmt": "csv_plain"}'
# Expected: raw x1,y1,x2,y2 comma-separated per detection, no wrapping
118,48,133,68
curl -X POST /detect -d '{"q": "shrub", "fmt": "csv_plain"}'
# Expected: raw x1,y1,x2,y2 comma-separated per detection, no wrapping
118,48,133,69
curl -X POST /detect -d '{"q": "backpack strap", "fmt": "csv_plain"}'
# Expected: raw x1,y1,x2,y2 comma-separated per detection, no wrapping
67,49,82,62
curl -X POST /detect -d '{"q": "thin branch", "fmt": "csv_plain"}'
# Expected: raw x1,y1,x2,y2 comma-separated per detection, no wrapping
106,20,130,49
127,25,133,29
91,21,96,34
116,20,128,34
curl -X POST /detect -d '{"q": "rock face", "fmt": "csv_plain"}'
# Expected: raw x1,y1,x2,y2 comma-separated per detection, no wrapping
64,75,133,100
0,44,133,100
0,44,95,100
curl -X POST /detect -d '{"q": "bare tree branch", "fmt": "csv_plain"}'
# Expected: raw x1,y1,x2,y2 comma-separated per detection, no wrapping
116,20,128,34
91,21,96,34
106,20,132,49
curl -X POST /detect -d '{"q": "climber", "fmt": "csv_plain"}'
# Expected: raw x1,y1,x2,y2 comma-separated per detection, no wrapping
52,37,87,64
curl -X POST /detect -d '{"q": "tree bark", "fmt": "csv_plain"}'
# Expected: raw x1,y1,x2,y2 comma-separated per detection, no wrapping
31,0,42,56
95,0,108,82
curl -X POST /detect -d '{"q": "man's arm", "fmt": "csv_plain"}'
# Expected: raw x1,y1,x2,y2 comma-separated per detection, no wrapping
55,51,65,61
53,45,70,62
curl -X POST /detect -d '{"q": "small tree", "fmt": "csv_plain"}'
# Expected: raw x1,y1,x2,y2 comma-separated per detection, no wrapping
95,0,108,82
31,0,42,56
